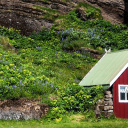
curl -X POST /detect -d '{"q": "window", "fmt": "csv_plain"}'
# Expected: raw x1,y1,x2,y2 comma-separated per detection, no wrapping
119,85,128,102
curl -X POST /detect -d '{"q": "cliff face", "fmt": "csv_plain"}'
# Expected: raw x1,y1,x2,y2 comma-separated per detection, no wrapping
0,0,78,35
0,0,127,35
86,0,128,24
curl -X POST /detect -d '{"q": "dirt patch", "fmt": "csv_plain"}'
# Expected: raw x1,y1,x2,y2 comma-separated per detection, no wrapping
70,114,85,122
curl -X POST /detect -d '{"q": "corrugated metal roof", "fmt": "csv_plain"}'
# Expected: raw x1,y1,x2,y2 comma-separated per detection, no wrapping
79,49,128,86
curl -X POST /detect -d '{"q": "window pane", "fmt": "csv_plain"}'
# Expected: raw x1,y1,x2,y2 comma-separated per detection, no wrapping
120,87,125,90
126,87,128,92
127,93,128,100
120,93,125,100
120,87,125,92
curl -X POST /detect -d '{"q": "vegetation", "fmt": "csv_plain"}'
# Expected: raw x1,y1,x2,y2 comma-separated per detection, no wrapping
34,6,60,21
0,118,128,128
0,1,128,125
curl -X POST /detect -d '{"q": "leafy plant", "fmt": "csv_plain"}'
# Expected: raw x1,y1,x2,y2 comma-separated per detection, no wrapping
47,84,104,119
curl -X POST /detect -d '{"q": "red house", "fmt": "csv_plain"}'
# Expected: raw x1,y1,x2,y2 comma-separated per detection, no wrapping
79,49,128,118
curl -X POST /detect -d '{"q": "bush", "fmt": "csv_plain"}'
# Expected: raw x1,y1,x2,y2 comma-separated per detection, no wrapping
30,28,56,41
48,84,104,119
59,28,86,50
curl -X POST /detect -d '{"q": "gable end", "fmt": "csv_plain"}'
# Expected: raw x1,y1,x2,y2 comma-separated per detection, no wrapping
110,63,128,86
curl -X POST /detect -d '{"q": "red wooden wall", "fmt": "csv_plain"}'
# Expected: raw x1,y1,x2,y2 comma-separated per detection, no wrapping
113,68,128,118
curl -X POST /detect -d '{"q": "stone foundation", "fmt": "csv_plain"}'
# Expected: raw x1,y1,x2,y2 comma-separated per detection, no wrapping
95,90,114,118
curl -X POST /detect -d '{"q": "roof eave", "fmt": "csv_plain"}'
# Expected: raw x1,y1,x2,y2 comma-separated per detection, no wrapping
79,52,107,86
110,63,128,86
80,84,110,87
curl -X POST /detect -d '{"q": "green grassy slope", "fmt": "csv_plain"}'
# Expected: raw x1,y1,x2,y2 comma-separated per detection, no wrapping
0,28,95,99
0,2,128,122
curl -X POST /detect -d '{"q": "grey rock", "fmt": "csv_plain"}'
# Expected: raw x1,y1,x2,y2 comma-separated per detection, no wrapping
0,99,49,120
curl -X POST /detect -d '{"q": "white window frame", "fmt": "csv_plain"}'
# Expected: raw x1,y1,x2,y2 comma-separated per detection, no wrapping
119,84,128,103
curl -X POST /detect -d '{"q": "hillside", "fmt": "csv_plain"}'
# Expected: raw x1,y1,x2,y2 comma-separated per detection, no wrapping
0,0,128,121
86,0,128,24
0,0,79,35
0,0,128,35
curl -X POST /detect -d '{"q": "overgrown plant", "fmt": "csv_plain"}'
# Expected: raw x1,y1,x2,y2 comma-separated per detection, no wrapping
46,85,104,119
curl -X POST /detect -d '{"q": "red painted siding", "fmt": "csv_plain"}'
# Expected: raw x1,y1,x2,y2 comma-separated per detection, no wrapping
113,68,128,118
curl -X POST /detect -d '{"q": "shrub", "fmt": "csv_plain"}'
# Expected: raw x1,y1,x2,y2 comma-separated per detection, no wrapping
0,26,21,39
30,28,56,41
47,84,104,119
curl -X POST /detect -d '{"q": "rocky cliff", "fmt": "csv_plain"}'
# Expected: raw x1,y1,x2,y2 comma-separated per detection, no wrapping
0,0,78,35
0,0,127,35
86,0,128,24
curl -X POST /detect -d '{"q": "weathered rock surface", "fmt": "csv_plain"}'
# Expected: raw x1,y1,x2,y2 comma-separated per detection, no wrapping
76,7,87,21
0,0,128,35
85,0,128,24
0,0,76,35
0,0,51,35
0,99,49,120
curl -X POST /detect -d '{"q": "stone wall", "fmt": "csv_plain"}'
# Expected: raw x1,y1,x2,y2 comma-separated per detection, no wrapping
95,90,114,118
0,99,49,120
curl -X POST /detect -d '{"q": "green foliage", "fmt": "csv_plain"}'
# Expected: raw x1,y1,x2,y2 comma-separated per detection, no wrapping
1,2,128,120
0,26,21,39
85,20,128,50
59,27,102,51
0,56,56,100
55,2,103,31
0,36,13,51
1,118,128,128
47,85,104,119
0,26,96,100
78,2,102,20
59,28,86,50
30,28,56,41
57,17,128,50
34,5,59,21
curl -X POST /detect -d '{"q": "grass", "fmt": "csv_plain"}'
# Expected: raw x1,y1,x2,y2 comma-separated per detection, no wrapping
33,6,60,21
1,1,128,124
34,6,59,14
0,28,96,100
0,119,128,128
54,2,103,31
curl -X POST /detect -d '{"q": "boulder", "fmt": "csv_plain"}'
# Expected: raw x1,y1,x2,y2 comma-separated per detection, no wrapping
76,7,87,21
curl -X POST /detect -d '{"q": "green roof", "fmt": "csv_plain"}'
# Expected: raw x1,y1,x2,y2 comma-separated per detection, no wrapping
79,49,128,87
